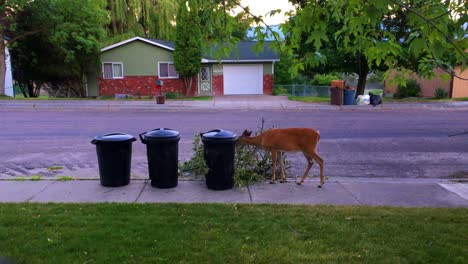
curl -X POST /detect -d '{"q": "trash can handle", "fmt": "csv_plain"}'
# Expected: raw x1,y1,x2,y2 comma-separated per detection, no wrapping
103,132,127,136
103,132,137,142
139,132,146,143
148,128,172,132
200,129,221,138
91,139,98,145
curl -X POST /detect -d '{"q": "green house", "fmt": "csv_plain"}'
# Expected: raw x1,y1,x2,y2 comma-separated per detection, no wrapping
87,37,279,97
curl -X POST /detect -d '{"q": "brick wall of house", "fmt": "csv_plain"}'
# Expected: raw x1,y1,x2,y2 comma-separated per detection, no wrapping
98,73,274,96
263,74,273,95
212,75,224,96
98,76,198,97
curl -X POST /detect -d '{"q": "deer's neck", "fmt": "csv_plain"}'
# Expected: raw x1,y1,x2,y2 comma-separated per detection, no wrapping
246,135,265,148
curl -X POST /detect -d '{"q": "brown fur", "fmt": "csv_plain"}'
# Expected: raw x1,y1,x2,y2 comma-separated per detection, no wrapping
237,128,325,186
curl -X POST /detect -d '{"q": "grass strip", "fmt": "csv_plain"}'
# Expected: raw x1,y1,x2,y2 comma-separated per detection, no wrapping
0,203,467,263
288,96,330,103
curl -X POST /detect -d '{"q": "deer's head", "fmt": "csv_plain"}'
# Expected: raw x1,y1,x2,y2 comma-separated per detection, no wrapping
236,130,253,146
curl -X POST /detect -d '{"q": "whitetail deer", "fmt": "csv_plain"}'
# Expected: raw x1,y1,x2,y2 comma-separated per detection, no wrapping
237,128,325,187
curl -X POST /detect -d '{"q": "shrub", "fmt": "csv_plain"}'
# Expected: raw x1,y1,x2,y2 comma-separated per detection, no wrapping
165,92,179,99
396,79,421,98
272,86,288,95
434,87,448,99
310,73,341,86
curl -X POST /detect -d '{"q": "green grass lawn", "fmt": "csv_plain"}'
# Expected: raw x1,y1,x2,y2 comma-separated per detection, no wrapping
288,96,330,103
0,203,467,263
383,97,468,102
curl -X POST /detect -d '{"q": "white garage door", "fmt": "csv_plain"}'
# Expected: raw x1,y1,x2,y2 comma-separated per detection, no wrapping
223,64,263,95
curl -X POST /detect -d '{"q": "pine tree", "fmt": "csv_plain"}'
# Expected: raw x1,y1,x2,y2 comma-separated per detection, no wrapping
174,0,202,96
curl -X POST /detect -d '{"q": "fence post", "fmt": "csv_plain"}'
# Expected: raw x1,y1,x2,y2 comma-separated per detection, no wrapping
292,84,296,96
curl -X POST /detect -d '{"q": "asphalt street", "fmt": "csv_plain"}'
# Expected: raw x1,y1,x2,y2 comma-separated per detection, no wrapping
1,108,467,182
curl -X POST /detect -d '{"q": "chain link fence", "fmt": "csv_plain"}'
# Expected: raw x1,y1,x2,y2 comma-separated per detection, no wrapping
274,85,331,97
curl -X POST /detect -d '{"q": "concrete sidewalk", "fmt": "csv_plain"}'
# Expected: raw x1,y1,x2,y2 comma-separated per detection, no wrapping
1,179,467,208
1,97,468,111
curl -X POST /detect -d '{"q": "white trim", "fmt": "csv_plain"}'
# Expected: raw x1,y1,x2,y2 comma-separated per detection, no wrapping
102,62,124,79
101,36,175,52
158,61,179,79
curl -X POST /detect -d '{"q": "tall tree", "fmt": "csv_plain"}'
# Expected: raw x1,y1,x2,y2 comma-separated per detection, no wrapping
281,0,468,96
174,0,202,95
11,0,108,97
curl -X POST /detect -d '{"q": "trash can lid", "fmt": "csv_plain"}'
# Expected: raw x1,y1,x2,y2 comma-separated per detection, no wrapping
201,129,237,140
92,133,136,143
142,128,180,138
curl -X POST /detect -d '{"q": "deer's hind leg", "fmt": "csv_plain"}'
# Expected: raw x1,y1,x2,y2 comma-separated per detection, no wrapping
296,152,314,185
298,151,324,188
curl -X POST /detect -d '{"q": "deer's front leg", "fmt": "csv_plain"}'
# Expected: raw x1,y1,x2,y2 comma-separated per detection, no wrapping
279,152,287,183
270,150,277,184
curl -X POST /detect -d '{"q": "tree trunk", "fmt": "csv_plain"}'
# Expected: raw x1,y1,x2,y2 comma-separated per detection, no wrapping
355,56,370,98
110,0,118,34
27,81,35,97
184,76,193,96
0,36,6,96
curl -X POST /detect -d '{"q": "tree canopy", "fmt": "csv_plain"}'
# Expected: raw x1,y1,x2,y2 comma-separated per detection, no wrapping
1,0,467,97
10,0,108,97
280,0,468,92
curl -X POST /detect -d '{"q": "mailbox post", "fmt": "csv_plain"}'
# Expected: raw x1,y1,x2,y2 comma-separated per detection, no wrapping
156,79,165,104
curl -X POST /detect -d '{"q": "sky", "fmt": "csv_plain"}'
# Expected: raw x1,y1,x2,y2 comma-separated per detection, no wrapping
239,0,294,25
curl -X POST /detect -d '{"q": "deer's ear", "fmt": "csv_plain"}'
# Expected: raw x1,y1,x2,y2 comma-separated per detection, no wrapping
247,130,253,136
242,130,249,136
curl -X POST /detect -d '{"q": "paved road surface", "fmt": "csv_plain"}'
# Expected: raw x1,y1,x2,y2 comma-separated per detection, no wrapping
1,108,467,182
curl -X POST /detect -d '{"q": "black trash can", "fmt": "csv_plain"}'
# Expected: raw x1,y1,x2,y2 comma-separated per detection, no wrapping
91,133,136,187
200,129,237,190
343,88,356,105
140,128,180,188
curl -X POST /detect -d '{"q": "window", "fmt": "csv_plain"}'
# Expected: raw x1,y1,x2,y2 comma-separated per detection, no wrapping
159,62,178,78
103,63,123,79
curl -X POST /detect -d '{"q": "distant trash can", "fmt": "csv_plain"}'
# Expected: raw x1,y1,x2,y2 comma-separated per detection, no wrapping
91,133,136,187
330,87,344,105
343,88,356,105
140,128,180,188
200,129,237,190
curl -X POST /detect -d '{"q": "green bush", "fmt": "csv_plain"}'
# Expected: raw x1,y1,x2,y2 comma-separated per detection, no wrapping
434,87,448,99
396,79,421,98
310,73,341,86
272,86,288,95
165,92,179,99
